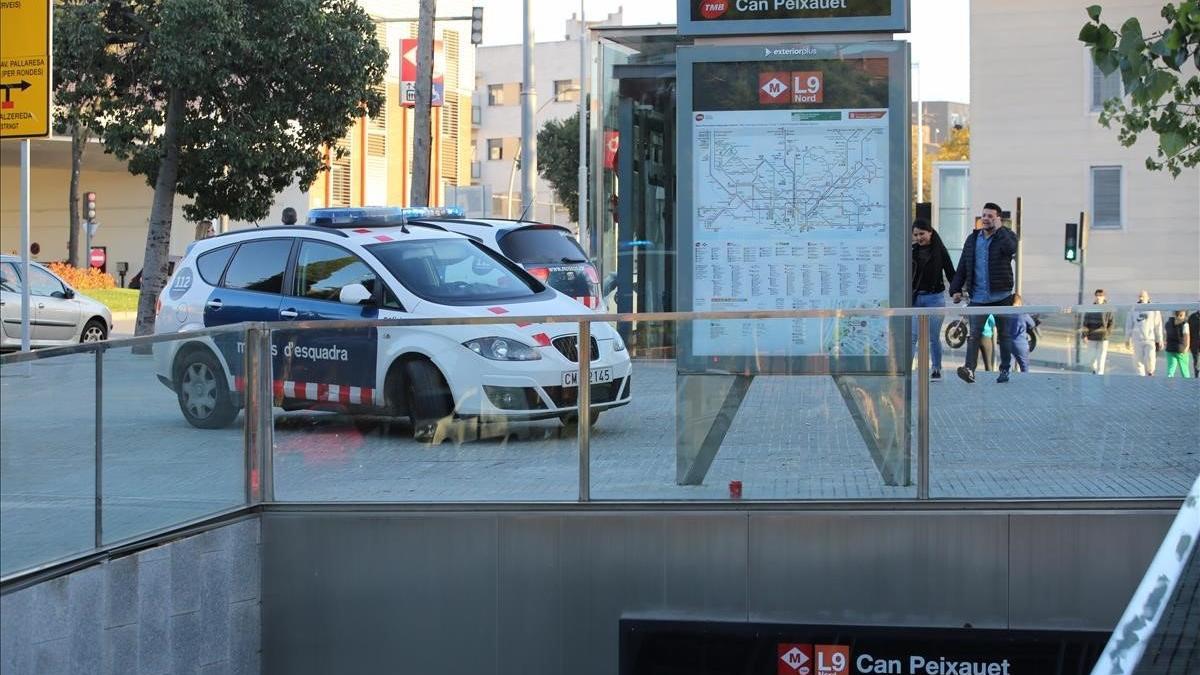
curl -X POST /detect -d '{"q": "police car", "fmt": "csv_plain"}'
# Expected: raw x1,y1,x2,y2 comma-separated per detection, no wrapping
406,215,602,309
153,206,631,440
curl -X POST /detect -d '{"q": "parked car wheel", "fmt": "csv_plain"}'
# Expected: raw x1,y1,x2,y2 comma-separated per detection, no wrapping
405,360,453,443
80,318,108,343
175,349,239,429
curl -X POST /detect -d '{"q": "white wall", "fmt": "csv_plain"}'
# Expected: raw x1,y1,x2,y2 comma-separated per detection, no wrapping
970,0,1200,305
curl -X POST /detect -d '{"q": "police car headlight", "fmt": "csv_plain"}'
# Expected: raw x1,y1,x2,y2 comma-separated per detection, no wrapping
463,337,542,361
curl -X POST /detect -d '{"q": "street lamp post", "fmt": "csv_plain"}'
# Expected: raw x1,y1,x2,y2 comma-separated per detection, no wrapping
506,85,580,219
577,0,588,249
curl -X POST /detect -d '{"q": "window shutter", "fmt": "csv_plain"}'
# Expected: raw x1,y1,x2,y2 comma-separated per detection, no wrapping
1091,166,1122,229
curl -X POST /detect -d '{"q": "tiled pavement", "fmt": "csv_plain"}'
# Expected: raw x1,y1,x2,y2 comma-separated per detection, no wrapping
3,352,1198,574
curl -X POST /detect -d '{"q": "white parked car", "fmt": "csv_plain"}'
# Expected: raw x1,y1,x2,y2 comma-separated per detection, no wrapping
0,254,113,350
152,207,631,440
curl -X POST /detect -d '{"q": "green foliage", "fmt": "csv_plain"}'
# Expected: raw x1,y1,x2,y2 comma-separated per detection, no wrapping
1079,2,1200,176
95,0,388,221
537,112,582,222
52,0,115,137
937,126,970,162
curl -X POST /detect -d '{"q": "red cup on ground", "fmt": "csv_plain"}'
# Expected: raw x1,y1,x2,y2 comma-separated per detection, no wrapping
729,480,742,499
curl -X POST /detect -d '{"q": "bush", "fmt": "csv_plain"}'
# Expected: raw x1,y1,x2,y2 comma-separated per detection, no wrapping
46,262,117,290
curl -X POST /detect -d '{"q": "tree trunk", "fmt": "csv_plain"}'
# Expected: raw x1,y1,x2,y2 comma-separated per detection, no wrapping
408,0,435,207
67,126,86,268
134,88,185,338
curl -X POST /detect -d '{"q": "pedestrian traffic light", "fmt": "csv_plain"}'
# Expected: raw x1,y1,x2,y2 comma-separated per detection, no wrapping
1064,222,1079,262
84,191,97,223
470,7,483,45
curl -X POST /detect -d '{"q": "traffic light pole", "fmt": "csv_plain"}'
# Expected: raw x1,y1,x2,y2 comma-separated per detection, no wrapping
1075,211,1088,366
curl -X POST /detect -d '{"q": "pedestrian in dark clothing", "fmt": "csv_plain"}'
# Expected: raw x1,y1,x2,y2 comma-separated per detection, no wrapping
1164,310,1192,378
1081,288,1115,374
911,218,956,379
281,207,298,226
950,202,1019,384
1009,294,1038,373
1188,309,1200,378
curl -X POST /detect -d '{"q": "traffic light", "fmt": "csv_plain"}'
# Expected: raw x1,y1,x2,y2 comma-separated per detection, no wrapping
84,191,97,223
1064,222,1079,262
470,7,483,45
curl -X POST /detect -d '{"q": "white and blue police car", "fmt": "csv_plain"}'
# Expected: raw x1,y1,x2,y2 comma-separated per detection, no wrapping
153,206,631,440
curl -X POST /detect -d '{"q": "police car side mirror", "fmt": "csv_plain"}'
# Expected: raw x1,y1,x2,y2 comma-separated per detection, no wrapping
339,283,374,306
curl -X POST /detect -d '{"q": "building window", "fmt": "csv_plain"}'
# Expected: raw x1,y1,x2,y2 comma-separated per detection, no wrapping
1090,62,1123,112
488,84,505,106
554,79,579,102
1090,165,1123,229
488,139,503,160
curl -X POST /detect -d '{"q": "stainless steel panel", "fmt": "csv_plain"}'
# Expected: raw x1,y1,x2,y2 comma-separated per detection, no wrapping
497,515,564,675
1009,512,1172,631
661,513,749,618
747,512,1010,628
262,513,499,675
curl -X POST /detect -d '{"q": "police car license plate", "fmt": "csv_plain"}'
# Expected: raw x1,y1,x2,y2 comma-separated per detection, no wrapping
562,367,612,388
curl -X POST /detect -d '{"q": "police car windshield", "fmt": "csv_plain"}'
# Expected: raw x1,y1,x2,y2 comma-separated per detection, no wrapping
367,238,541,304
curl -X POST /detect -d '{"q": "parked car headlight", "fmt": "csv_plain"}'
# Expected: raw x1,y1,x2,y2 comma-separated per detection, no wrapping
463,337,542,361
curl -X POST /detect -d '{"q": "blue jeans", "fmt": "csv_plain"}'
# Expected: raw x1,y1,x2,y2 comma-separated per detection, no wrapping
912,291,945,371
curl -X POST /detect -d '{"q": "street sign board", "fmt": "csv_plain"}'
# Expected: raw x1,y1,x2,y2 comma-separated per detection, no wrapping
678,0,908,36
400,39,444,108
0,0,52,138
89,247,106,269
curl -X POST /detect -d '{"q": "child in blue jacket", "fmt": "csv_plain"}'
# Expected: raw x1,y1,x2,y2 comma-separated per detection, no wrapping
1010,294,1038,373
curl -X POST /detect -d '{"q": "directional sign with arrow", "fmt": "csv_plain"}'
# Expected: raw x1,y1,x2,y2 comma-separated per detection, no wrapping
0,0,51,138
399,38,444,108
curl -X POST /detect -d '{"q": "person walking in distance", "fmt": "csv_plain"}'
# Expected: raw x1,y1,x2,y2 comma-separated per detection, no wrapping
1081,289,1115,374
1009,294,1038,373
950,203,1019,384
911,218,956,379
1163,309,1192,378
281,207,298,226
194,220,215,241
1188,307,1200,378
1125,290,1164,376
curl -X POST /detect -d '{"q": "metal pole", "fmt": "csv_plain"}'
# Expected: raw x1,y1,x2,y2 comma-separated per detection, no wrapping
520,0,536,216
916,315,930,499
1014,196,1023,297
577,1,588,250
20,140,31,352
1075,211,1088,366
914,62,923,204
95,345,104,547
243,326,275,503
577,320,591,501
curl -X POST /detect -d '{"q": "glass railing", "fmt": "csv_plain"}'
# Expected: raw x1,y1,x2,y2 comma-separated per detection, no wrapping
2,304,1197,577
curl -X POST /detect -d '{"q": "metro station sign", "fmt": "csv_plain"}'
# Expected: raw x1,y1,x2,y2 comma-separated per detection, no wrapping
678,0,908,36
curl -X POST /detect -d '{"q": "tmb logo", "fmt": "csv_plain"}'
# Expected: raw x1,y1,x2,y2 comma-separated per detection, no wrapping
759,71,791,104
698,0,729,19
777,644,813,675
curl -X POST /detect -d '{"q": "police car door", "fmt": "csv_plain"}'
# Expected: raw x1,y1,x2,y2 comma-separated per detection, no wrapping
206,238,292,382
272,239,381,407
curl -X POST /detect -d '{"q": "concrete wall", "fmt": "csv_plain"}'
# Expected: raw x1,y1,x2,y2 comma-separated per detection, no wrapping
261,508,1170,675
0,518,260,675
970,0,1200,305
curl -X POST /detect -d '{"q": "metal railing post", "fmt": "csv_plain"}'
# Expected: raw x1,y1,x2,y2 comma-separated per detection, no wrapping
243,326,275,504
94,344,104,547
916,315,930,500
578,320,591,502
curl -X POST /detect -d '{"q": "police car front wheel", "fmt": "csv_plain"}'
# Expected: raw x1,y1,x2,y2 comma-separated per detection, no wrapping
176,350,239,429
405,360,453,443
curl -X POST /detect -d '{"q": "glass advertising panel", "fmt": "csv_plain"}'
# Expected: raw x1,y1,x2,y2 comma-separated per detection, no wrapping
677,0,909,36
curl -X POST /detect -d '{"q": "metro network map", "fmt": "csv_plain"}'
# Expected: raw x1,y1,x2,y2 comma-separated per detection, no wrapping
691,108,890,357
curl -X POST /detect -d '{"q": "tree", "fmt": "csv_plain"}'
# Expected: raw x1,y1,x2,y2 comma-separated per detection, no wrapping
409,0,435,206
1079,2,1200,176
95,0,388,335
52,1,115,267
936,126,970,162
537,112,581,222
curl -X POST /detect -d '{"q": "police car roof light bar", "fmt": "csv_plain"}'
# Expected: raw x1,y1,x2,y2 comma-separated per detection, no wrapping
308,205,466,229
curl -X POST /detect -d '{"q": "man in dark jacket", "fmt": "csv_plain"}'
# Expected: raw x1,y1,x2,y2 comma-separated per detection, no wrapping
949,202,1019,383
1081,288,1115,374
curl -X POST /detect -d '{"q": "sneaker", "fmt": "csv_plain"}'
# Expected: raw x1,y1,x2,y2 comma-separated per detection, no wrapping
956,366,975,383
997,370,1010,383
931,370,941,380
